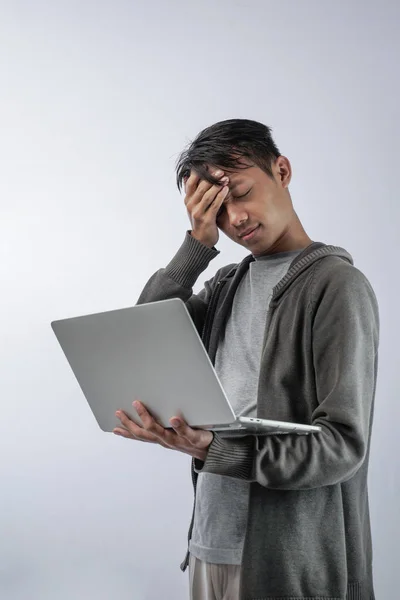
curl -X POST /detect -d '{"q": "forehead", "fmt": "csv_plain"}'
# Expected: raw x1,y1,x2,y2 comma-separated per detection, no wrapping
220,164,260,186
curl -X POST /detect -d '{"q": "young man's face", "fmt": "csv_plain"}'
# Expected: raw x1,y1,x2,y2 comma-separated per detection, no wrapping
214,157,294,256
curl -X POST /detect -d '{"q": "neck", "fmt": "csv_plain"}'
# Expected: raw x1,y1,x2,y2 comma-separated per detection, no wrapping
256,215,312,257
274,230,312,254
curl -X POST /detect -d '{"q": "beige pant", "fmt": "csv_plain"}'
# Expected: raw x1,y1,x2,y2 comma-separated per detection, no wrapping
189,554,241,600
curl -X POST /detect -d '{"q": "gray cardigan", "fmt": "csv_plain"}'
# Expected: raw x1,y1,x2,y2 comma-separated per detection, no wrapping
137,232,379,600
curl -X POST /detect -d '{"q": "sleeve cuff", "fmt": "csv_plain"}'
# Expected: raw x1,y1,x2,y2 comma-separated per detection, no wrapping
194,433,256,480
164,231,220,290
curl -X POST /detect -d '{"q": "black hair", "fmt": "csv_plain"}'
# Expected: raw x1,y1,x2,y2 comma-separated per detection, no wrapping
175,118,281,191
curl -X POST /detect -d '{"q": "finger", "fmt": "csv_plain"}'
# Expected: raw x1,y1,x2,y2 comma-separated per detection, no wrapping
191,167,225,187
210,168,226,180
132,402,167,437
184,170,200,197
131,403,179,449
113,427,136,439
113,427,160,444
185,178,213,208
116,410,162,442
194,183,229,217
169,418,198,444
170,417,214,449
117,418,171,446
213,185,230,218
113,426,150,441
189,179,229,216
185,170,228,204
194,173,228,199
134,403,203,452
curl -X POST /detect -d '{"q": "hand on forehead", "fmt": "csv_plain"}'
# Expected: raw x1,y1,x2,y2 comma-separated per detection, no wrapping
183,166,229,192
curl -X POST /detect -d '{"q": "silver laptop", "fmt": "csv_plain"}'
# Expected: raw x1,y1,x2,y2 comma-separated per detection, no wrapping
51,298,321,436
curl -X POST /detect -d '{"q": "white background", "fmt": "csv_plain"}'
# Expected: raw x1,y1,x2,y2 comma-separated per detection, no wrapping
1,1,399,598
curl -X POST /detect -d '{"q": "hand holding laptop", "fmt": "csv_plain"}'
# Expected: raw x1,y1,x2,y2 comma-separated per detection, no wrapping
114,399,214,462
52,298,321,436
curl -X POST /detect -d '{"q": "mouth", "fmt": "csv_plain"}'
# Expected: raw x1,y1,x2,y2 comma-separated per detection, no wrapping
240,225,260,241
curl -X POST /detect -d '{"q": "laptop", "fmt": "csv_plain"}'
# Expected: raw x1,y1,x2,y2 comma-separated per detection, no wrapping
51,298,321,436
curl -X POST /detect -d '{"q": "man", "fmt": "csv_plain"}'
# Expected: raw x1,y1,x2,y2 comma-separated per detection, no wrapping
113,119,379,600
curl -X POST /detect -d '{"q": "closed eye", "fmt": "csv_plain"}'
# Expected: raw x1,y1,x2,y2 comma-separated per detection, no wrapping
217,188,252,219
233,188,252,199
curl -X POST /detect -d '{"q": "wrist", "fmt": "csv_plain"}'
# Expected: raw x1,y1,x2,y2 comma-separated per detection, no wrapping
190,231,215,249
193,448,209,462
192,431,214,462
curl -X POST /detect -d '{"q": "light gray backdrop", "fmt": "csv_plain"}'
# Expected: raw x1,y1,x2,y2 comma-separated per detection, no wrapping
1,1,398,598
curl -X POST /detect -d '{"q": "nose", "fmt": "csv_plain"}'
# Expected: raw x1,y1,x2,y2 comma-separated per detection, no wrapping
226,204,248,228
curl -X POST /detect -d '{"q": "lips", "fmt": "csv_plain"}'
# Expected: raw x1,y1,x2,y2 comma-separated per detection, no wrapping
239,226,259,238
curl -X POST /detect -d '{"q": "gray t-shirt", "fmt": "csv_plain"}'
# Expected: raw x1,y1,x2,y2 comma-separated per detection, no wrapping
189,250,302,565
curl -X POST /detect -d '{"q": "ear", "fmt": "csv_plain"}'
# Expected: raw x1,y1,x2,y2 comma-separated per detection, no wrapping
275,156,292,189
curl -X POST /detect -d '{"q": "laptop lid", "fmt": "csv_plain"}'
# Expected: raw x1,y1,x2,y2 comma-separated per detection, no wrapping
51,298,237,432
